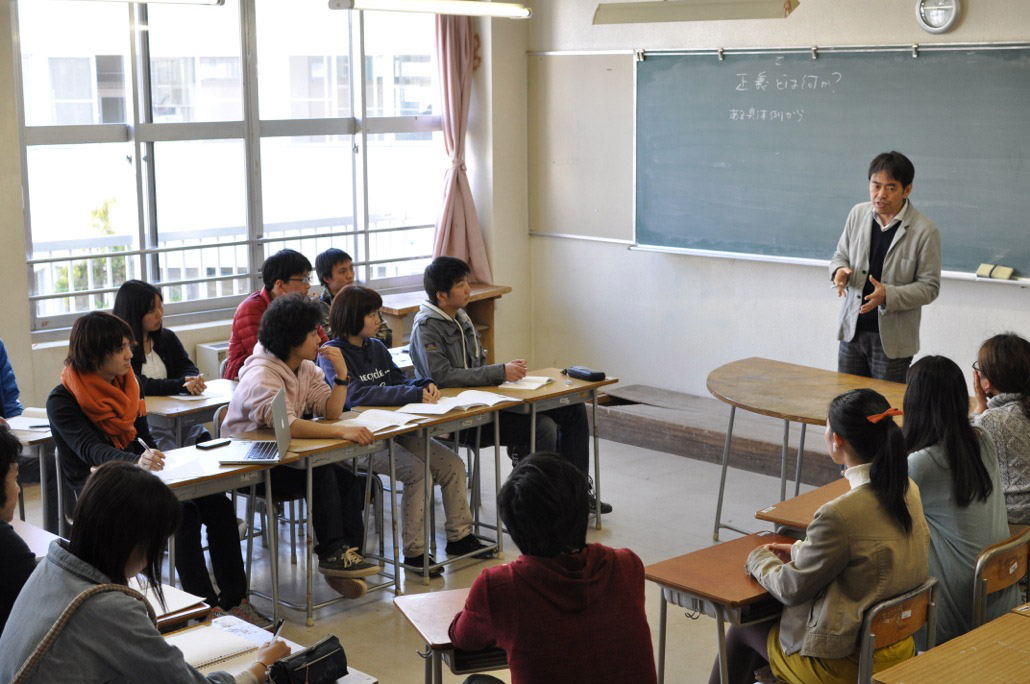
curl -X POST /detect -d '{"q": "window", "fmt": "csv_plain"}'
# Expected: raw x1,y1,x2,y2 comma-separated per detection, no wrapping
16,0,442,333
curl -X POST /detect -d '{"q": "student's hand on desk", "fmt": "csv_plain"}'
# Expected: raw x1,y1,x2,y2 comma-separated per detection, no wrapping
183,375,206,394
859,275,886,314
972,369,989,414
318,346,349,380
505,360,528,382
422,384,441,404
339,425,374,446
248,640,291,680
762,543,793,563
138,448,165,472
833,267,852,297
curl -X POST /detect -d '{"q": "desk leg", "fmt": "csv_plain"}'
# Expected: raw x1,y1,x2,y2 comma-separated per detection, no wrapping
245,485,256,595
793,423,807,498
168,535,176,588
306,459,315,627
264,469,281,624
713,406,736,541
592,390,602,530
716,605,729,684
779,420,790,502
389,439,402,593
494,416,504,560
423,431,432,586
37,444,49,529
175,418,184,451
529,403,537,453
433,650,442,684
658,589,668,684
56,453,68,539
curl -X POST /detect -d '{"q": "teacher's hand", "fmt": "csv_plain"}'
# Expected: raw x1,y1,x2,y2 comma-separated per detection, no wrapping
859,275,886,314
833,267,852,297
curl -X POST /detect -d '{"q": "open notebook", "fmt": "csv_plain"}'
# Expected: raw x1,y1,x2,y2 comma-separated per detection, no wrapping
127,579,205,619
165,620,259,670
394,390,514,416
498,376,554,390
334,409,424,434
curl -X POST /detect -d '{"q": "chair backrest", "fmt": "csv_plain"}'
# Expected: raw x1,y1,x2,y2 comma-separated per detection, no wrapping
212,405,228,439
972,525,1030,628
856,576,938,684
218,356,229,380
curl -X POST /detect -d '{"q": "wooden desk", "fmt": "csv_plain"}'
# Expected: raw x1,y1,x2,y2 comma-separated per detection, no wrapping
645,532,793,684
755,478,850,533
873,612,1030,684
379,283,511,362
7,407,55,529
456,367,619,530
707,357,907,540
147,379,237,447
394,588,508,684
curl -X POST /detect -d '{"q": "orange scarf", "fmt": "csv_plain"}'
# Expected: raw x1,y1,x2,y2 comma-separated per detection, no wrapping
61,366,147,450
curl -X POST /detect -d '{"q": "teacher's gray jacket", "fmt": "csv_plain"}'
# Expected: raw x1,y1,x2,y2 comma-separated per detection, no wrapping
829,201,941,359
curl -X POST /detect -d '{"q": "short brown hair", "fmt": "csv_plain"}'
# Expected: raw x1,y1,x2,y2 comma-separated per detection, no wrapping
328,285,383,339
978,333,1030,418
66,311,134,373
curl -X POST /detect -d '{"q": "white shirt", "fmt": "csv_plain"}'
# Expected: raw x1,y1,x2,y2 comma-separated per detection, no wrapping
844,462,872,489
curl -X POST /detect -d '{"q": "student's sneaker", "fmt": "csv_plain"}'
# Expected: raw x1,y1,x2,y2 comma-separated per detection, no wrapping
445,533,496,560
324,576,368,599
403,554,444,578
226,599,271,627
586,476,613,514
318,547,381,578
237,517,248,540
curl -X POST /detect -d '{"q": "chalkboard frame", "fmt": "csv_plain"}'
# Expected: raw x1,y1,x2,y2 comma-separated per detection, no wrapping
633,42,1030,284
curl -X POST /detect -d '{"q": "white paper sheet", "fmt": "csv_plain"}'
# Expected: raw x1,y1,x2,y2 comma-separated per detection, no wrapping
498,376,554,390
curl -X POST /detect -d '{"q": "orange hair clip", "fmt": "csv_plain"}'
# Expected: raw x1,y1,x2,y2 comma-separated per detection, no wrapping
867,407,902,424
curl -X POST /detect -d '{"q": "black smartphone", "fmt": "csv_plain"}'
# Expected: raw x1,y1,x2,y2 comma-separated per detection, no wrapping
196,438,231,450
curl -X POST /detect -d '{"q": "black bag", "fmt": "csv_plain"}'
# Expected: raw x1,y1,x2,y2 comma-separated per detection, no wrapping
268,634,348,684
562,366,606,382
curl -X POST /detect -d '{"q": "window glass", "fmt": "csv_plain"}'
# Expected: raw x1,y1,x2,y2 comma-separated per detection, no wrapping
19,0,129,126
363,12,437,117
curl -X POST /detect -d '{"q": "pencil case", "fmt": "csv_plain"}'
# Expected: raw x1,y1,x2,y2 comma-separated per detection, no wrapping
563,366,606,382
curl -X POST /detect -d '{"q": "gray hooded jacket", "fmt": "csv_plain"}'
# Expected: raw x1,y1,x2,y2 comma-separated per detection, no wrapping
409,302,505,388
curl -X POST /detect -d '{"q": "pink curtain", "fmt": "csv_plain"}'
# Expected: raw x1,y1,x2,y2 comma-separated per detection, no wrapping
433,15,493,284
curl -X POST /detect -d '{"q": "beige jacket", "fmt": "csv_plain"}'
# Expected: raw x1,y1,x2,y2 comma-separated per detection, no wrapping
829,201,941,359
747,480,930,659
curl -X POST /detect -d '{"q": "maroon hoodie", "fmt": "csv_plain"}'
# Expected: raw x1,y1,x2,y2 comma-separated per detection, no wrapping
449,543,657,683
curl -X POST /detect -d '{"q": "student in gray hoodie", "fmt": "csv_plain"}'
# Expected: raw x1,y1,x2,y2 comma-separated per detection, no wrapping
409,257,610,514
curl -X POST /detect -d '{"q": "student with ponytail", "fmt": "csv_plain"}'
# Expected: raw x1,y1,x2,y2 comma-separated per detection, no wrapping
708,389,930,684
972,333,1030,524
904,355,1017,645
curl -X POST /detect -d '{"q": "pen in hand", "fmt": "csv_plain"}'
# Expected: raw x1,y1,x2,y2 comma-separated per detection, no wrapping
136,438,165,472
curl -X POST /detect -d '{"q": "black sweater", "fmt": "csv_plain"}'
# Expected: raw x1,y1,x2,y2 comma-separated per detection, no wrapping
46,383,156,491
0,520,36,636
130,328,200,397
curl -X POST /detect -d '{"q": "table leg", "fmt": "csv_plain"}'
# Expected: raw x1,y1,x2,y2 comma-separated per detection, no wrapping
713,406,736,541
422,643,432,684
264,469,280,624
716,605,729,684
56,454,68,538
168,535,176,588
306,459,315,627
245,485,256,595
529,403,537,453
175,417,184,451
779,420,790,502
494,416,504,560
793,423,807,497
423,431,432,586
432,651,442,684
37,444,49,529
592,390,602,530
658,588,668,684
389,439,402,593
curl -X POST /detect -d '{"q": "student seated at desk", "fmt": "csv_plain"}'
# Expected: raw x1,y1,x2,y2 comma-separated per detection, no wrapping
223,249,327,381
972,333,1030,524
711,389,930,684
903,356,1018,646
315,247,393,346
449,452,656,684
46,312,256,622
221,295,381,593
113,280,208,449
0,461,289,683
409,256,610,514
318,285,492,573
0,424,35,637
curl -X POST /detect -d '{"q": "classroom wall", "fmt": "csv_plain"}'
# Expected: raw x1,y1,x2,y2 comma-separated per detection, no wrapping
523,0,1030,396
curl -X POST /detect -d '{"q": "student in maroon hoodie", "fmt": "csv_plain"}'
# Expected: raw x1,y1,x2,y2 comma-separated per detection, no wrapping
449,452,657,684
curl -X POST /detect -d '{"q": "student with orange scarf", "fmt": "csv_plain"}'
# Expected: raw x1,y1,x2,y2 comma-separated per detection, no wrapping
46,312,257,622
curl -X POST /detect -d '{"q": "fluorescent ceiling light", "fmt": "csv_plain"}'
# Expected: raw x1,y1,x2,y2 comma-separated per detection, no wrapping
593,0,798,24
67,0,224,4
328,0,531,19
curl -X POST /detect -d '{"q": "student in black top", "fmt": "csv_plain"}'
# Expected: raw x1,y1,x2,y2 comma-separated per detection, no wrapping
0,423,35,636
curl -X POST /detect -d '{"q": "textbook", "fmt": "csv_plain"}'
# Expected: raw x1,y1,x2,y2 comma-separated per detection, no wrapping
334,409,424,434
395,390,514,415
498,376,555,390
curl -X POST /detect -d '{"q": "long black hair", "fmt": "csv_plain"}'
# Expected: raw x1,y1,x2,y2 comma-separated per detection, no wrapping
113,280,163,367
978,333,1030,419
827,388,913,533
69,461,181,609
904,356,992,507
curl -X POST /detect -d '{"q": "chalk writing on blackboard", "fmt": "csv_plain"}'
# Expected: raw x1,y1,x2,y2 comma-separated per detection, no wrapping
735,71,842,92
729,108,804,122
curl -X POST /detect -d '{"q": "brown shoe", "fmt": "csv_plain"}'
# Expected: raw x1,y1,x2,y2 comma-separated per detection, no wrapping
325,576,368,599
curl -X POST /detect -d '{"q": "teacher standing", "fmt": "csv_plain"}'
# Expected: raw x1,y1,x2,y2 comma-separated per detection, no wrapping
829,151,941,382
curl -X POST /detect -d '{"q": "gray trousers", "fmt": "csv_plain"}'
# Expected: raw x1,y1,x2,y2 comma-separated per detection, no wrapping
838,330,912,383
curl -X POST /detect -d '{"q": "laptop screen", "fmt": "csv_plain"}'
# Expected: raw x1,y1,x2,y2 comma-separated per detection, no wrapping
270,387,291,458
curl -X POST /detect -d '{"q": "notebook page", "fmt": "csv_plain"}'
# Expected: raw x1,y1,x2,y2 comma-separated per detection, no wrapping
165,624,257,669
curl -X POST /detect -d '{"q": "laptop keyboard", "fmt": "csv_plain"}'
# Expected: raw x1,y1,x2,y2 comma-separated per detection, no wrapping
243,441,278,460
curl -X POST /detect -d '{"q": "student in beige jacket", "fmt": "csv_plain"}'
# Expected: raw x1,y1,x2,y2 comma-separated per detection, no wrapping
708,389,930,684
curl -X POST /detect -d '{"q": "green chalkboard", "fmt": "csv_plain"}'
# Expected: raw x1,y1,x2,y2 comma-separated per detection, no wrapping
635,47,1030,276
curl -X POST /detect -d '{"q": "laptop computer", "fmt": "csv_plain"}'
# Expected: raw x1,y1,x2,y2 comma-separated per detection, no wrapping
218,388,291,465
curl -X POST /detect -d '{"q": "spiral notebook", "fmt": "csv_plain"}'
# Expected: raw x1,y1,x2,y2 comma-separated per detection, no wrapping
165,624,259,669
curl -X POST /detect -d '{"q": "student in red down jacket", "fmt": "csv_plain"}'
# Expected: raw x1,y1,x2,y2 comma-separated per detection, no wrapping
223,249,327,380
449,452,657,684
